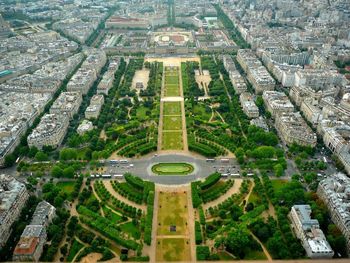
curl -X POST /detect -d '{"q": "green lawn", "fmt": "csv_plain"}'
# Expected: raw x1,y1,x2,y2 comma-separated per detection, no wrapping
152,163,194,175
271,179,288,192
162,131,183,150
66,238,84,262
157,191,188,235
120,221,141,240
165,75,179,85
156,238,191,261
164,84,180,97
163,102,181,115
56,181,75,195
217,251,235,260
163,115,182,130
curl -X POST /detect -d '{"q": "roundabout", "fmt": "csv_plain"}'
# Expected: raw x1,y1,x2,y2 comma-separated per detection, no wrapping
151,162,194,176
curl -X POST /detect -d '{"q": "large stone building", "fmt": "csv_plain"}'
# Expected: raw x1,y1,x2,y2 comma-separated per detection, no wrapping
317,173,350,254
0,174,29,248
289,205,334,259
239,92,259,118
13,201,56,262
85,94,104,120
27,113,69,149
262,90,294,118
275,112,317,147
50,91,82,119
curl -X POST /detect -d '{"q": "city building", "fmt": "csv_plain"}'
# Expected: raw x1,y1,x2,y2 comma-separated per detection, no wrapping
289,205,334,259
13,201,55,262
0,174,29,248
239,92,259,118
275,112,317,147
27,113,69,149
250,116,269,132
317,173,350,254
85,94,104,120
77,120,93,135
50,91,82,119
262,90,294,117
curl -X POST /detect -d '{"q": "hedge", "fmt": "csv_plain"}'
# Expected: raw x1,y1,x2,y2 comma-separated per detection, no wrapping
200,172,221,190
196,246,210,261
191,182,202,208
195,221,203,245
144,191,154,245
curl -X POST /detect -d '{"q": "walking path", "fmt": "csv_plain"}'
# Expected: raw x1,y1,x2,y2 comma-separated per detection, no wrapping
102,180,146,211
250,231,273,261
202,179,243,211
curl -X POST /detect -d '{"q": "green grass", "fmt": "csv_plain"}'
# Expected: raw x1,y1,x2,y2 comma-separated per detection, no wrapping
157,192,188,235
119,221,141,240
244,249,267,260
164,84,180,97
163,102,181,115
162,131,183,150
152,163,194,175
156,238,191,261
248,191,260,205
271,179,288,192
163,115,182,130
217,251,235,260
165,75,179,85
56,181,75,195
136,106,150,121
102,206,125,223
193,104,212,122
66,238,84,262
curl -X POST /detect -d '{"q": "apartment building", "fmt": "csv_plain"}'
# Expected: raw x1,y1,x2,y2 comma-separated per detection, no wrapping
77,120,93,135
289,205,334,258
67,68,97,95
27,113,69,149
247,66,275,94
275,112,317,147
239,92,259,118
262,90,294,117
0,174,29,248
300,98,322,127
50,91,82,119
97,71,114,95
318,120,350,174
13,201,55,262
317,173,350,253
85,94,104,120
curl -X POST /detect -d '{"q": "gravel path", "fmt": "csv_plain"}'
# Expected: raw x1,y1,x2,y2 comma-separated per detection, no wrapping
203,179,243,211
102,180,146,212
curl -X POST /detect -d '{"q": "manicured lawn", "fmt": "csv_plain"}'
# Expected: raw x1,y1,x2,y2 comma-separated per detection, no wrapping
119,221,141,240
163,115,182,130
156,238,191,261
152,163,194,175
162,131,183,150
165,74,179,83
56,181,75,195
66,238,84,262
157,191,188,235
164,84,180,96
248,191,260,205
163,102,181,115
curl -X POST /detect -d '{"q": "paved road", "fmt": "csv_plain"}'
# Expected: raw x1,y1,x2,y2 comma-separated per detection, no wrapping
104,153,240,184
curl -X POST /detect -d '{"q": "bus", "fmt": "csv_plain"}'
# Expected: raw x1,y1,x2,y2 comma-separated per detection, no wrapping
206,158,215,163
120,159,129,164
220,158,229,163
109,160,119,165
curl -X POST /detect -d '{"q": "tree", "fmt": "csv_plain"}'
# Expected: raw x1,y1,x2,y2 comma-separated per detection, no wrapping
4,153,16,167
234,147,245,164
273,164,284,177
59,148,78,161
35,151,48,162
63,167,75,178
28,146,39,158
51,166,63,178
225,228,250,259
